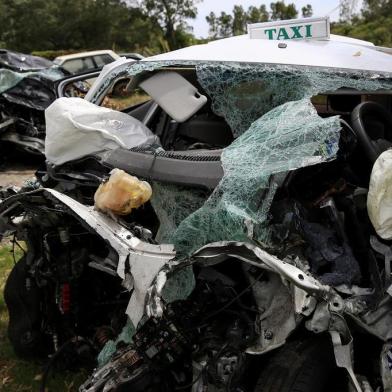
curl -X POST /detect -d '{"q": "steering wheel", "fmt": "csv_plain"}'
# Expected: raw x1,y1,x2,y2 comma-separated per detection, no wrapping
351,102,392,164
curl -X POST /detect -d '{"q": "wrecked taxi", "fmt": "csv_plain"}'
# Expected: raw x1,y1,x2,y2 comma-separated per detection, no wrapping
1,17,392,392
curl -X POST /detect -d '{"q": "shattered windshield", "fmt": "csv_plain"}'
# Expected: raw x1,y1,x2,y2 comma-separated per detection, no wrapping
173,98,341,256
90,60,392,135
99,61,391,257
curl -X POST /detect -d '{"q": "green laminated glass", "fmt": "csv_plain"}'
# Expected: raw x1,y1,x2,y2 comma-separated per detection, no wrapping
93,60,392,256
173,98,341,255
150,182,210,243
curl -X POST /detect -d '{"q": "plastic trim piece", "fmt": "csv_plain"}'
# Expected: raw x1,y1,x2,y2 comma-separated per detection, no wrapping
102,148,223,189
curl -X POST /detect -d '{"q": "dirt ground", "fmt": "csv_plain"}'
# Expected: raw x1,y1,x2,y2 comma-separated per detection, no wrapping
0,156,41,188
0,164,36,187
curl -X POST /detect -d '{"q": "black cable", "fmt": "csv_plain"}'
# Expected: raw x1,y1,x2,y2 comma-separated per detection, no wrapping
201,270,264,324
39,337,91,392
11,235,17,266
40,339,74,392
11,234,26,265
184,271,264,334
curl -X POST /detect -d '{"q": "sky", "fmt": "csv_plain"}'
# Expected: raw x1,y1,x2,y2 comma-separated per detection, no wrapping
191,0,360,38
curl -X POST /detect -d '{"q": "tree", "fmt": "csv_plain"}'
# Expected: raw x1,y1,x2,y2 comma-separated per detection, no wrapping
206,4,270,38
232,5,247,36
339,0,360,21
270,1,298,21
332,0,392,47
206,11,233,38
362,0,392,19
142,0,200,50
247,5,269,23
205,2,301,39
0,0,169,54
217,12,234,38
232,5,269,36
301,4,313,18
206,12,219,38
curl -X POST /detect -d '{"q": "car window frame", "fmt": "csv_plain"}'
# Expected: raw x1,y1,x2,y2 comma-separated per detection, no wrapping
62,56,97,74
56,70,103,98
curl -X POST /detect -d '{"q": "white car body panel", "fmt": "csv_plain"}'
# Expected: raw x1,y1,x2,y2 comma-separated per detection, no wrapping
144,33,391,73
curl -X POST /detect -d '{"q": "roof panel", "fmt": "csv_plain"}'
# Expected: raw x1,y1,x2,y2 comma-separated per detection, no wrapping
143,34,392,74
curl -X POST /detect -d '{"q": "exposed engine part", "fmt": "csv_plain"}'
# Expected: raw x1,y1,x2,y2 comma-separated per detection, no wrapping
81,273,254,391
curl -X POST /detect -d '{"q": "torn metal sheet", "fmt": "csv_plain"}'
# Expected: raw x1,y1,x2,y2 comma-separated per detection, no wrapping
28,188,175,326
348,295,392,341
193,242,334,297
247,272,297,354
330,329,363,392
145,240,339,354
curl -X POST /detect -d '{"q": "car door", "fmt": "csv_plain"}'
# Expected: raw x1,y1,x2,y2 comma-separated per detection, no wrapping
56,58,136,101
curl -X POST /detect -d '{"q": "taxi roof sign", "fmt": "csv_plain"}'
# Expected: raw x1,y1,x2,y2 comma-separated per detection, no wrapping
248,17,330,41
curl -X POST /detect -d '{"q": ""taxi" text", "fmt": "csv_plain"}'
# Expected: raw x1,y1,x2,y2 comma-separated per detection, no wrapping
264,24,313,40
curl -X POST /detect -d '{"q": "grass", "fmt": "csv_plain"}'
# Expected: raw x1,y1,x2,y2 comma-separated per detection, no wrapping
0,241,86,391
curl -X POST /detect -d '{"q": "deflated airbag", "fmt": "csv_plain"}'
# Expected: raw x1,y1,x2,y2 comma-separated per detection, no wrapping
368,149,392,239
45,97,159,165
